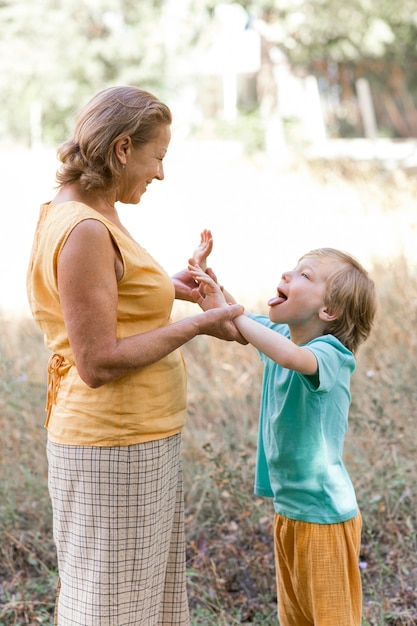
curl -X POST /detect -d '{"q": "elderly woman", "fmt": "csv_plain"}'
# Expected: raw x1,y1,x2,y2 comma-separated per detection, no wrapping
26,86,243,625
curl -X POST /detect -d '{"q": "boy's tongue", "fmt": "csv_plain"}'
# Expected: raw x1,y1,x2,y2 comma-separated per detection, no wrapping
268,295,286,307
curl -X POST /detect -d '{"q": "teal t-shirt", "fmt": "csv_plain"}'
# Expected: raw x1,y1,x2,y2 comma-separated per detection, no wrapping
249,313,358,524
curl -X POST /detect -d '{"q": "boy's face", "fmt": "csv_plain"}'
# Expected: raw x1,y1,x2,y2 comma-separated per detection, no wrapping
268,256,339,328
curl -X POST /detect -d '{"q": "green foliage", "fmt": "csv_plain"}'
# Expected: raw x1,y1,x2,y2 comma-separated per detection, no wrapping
1,0,417,146
0,0,172,145
226,0,414,138
240,0,417,63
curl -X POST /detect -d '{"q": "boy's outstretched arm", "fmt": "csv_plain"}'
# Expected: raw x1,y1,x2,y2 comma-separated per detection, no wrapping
189,262,317,375
234,316,318,375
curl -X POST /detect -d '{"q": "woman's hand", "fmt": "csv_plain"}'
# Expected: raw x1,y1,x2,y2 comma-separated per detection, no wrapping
196,304,246,343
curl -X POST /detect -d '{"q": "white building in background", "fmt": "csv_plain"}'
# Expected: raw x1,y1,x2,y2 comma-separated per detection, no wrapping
163,1,372,152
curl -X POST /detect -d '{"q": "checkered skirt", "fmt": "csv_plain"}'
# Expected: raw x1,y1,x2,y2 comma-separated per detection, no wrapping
47,434,190,625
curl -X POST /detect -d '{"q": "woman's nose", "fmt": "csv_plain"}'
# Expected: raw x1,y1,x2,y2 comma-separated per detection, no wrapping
156,162,165,181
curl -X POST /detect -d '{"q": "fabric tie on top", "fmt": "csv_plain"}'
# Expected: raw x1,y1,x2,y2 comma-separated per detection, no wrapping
45,354,69,428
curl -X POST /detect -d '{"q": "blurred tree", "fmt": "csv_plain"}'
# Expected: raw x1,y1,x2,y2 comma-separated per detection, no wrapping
237,0,416,67
238,0,417,135
0,0,171,145
1,0,416,144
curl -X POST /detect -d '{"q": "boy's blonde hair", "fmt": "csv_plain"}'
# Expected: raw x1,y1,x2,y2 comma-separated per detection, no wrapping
300,248,377,353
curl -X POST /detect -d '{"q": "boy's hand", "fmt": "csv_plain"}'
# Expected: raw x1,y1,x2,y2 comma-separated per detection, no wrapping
188,258,227,310
189,258,248,345
192,229,213,272
172,229,213,301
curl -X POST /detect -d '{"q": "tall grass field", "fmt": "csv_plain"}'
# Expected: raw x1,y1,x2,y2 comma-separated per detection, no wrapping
0,158,416,625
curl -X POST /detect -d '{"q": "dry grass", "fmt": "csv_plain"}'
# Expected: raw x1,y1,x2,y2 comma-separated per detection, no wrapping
0,317,55,625
0,160,416,625
347,258,417,626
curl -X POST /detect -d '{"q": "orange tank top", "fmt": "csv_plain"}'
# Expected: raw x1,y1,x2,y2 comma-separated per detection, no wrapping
26,201,187,446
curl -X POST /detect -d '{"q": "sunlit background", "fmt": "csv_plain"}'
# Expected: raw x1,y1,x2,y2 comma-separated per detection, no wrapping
1,5,417,623
1,0,417,315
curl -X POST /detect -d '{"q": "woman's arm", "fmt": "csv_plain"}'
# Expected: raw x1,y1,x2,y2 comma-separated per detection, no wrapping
57,221,244,388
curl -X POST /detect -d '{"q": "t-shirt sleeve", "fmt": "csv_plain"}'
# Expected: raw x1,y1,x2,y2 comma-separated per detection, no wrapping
302,336,355,393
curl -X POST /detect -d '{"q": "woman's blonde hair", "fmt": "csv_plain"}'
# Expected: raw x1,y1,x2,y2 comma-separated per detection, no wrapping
301,248,377,353
56,85,172,192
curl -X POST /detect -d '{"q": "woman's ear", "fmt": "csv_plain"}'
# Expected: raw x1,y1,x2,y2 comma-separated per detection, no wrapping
114,135,131,166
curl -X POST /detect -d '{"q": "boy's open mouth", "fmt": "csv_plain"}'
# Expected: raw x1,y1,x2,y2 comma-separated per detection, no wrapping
268,290,287,307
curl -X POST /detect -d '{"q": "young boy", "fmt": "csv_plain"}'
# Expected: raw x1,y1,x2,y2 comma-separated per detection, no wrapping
188,244,377,626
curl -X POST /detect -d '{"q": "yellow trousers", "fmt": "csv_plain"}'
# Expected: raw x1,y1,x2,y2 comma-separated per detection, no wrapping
274,512,362,626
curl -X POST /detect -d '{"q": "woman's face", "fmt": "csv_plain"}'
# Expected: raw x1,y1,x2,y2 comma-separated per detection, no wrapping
119,123,171,205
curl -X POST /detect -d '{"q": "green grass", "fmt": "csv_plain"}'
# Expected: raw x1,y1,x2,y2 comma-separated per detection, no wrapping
1,184,417,624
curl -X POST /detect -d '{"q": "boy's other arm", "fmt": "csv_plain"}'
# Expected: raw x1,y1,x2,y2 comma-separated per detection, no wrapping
234,315,318,375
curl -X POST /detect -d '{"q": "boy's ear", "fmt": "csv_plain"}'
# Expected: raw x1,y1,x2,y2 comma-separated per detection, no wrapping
319,307,339,323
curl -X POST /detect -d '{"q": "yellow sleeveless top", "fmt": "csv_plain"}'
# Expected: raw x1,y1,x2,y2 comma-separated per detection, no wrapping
26,201,187,446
